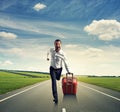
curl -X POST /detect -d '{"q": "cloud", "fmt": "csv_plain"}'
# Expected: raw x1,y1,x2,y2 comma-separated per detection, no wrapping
0,44,49,59
33,3,46,11
81,47,104,58
64,44,120,75
0,31,17,39
0,60,13,66
65,44,79,48
84,20,120,41
0,48,24,58
0,18,65,39
7,48,24,56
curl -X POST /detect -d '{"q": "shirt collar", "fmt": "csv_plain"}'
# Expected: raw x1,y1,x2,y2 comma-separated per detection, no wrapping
54,48,62,53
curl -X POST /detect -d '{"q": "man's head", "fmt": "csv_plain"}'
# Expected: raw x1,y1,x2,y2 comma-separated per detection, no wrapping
54,39,62,52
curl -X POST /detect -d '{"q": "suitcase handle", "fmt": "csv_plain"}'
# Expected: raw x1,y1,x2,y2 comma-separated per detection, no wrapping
66,73,73,78
65,73,74,93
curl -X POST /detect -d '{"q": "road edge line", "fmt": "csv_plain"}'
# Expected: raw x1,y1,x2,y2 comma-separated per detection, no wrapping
80,84,120,102
0,82,46,103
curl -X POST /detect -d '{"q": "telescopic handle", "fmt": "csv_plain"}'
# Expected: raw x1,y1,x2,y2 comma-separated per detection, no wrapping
66,73,73,78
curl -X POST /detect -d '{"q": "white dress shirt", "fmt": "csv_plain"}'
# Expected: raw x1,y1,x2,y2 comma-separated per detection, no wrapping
47,48,70,73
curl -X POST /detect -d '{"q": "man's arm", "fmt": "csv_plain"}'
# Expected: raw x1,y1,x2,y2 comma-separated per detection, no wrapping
55,53,70,73
47,49,50,61
63,56,70,73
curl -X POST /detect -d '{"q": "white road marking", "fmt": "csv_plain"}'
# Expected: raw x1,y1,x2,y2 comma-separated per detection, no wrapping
80,84,120,102
0,82,44,103
62,108,66,112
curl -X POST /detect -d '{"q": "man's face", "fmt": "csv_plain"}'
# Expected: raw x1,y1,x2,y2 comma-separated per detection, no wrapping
54,41,61,52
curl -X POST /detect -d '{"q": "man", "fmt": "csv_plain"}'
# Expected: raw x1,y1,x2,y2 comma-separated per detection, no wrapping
47,39,70,104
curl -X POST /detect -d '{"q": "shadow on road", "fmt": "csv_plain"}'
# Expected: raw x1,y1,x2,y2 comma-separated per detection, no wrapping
62,94,78,103
62,94,78,111
52,104,59,112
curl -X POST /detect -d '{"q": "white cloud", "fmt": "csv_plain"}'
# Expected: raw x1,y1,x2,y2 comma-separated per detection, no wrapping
33,3,46,11
4,60,13,65
0,18,65,39
65,44,79,48
0,31,17,39
81,47,104,58
0,60,13,66
0,43,120,76
84,19,120,41
0,48,24,56
0,44,49,60
63,44,120,76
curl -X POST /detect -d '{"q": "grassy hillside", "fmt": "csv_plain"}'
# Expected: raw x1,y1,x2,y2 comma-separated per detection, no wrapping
78,76,120,92
0,70,50,94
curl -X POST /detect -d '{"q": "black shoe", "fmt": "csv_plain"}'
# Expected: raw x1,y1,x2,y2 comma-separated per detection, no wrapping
53,99,58,104
56,78,60,81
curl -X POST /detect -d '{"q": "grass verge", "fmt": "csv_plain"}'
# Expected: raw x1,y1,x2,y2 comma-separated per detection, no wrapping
0,71,50,94
77,76,120,92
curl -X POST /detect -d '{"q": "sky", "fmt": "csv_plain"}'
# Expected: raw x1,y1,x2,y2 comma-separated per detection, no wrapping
0,0,120,76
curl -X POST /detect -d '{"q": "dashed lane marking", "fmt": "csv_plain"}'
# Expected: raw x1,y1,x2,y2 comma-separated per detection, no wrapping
62,108,66,112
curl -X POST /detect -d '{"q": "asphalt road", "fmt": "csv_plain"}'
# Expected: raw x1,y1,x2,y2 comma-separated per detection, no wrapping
0,80,120,112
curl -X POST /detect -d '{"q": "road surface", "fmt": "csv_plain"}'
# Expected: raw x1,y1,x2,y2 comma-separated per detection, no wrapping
0,80,120,112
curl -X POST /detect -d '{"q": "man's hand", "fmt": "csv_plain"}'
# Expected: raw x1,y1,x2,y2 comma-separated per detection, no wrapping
47,58,49,61
67,72,72,75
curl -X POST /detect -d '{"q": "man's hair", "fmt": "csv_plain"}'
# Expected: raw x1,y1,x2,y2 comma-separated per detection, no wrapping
54,39,62,43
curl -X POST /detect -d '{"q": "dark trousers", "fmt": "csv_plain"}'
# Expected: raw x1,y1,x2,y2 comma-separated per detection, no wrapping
50,66,62,100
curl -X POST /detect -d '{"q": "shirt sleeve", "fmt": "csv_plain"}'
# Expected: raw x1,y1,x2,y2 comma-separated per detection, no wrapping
47,48,54,59
55,52,70,73
63,54,70,73
47,48,52,59
47,49,50,59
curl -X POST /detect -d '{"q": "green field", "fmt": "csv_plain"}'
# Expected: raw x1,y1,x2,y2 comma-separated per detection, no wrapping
16,71,49,77
0,71,50,94
78,76,120,92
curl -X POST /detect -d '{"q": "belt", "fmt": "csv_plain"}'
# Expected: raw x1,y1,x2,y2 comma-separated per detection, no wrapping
50,66,62,70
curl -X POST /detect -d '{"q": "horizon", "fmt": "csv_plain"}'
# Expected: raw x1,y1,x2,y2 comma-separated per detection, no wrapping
0,0,120,76
0,69,119,77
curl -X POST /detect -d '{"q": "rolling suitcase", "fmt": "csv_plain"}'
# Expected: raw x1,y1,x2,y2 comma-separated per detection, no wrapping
62,73,77,95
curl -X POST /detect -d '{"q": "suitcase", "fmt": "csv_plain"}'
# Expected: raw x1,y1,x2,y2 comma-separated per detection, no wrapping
62,73,77,95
